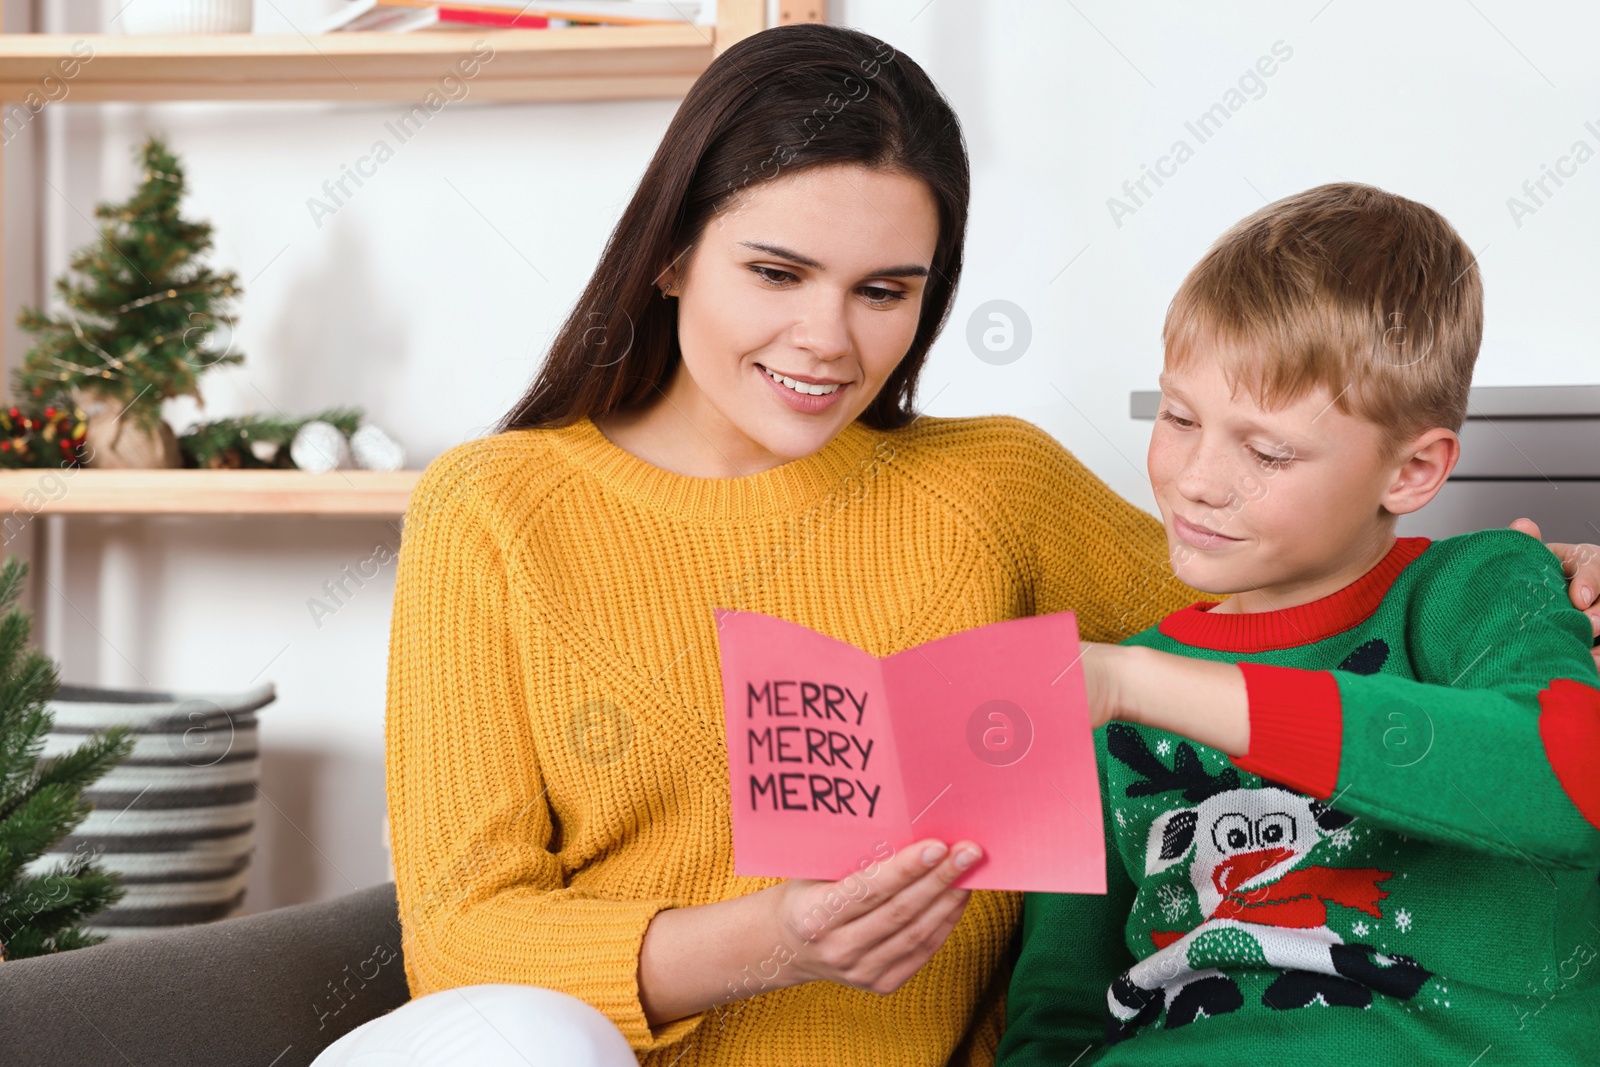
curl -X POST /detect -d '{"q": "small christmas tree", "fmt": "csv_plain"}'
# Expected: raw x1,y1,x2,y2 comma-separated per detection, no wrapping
0,556,133,960
14,134,243,436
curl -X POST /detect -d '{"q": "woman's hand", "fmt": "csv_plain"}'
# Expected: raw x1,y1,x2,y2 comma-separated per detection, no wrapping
1510,518,1600,666
637,837,983,1027
774,838,982,996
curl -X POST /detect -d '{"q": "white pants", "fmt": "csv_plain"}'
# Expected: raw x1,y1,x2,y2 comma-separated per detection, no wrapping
310,984,638,1066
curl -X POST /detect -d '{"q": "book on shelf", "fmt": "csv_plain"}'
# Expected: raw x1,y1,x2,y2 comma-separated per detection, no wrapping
320,0,701,32
425,1,704,22
321,2,551,31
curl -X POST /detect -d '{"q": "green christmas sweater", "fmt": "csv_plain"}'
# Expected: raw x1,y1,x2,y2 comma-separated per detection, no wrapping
998,531,1600,1066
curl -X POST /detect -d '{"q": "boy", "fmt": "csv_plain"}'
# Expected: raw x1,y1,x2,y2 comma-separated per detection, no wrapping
997,183,1600,1064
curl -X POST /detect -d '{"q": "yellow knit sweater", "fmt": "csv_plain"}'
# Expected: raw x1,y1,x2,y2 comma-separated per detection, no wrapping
384,412,1195,1066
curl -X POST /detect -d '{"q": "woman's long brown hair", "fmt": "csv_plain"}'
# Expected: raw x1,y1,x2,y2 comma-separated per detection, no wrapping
494,23,969,434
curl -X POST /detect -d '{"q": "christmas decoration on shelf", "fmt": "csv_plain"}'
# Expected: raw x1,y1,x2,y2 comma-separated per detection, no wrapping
177,408,361,470
348,423,405,472
14,135,242,470
0,404,89,470
0,555,133,961
176,408,406,472
290,419,407,473
290,420,351,474
9,133,408,478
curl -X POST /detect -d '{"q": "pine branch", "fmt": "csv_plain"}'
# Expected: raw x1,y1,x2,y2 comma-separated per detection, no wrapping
0,554,26,613
0,787,83,886
43,925,109,953
0,551,133,956
179,407,365,469
0,605,39,696
0,746,138,885
0,866,124,959
0,861,112,932
0,700,50,809
0,557,54,801
33,725,133,804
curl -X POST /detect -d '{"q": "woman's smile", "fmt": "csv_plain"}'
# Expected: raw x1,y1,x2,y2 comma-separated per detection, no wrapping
757,361,851,413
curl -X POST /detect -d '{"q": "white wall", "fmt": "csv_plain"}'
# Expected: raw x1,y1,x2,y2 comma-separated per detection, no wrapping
838,0,1600,513
9,0,1597,910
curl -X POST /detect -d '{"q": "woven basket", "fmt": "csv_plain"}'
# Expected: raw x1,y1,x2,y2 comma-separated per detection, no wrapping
33,681,275,939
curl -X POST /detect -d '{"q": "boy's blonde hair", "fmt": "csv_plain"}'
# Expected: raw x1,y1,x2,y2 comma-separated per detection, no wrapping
1163,182,1482,450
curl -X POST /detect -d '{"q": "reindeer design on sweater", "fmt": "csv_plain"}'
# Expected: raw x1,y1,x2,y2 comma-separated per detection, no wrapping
1104,723,1433,1041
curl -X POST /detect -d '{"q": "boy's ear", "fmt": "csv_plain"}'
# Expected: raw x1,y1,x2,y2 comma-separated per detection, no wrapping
1381,427,1460,517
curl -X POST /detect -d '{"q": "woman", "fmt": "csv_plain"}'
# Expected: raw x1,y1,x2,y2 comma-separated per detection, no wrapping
316,22,1600,1067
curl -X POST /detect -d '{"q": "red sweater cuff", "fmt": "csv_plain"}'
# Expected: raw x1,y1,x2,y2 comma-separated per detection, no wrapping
1231,663,1344,799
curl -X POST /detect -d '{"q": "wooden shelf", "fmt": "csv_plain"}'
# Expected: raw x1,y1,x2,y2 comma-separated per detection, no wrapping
0,1,792,518
0,26,719,103
0,468,420,516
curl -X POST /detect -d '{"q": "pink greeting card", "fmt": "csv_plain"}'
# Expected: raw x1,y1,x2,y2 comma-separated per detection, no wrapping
713,609,1105,893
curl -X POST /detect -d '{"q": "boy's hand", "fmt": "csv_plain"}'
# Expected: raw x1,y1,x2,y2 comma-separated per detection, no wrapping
1079,642,1126,730
1076,643,1251,755
1509,518,1600,665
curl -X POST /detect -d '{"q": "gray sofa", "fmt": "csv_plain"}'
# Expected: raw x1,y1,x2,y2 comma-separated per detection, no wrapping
0,882,410,1066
